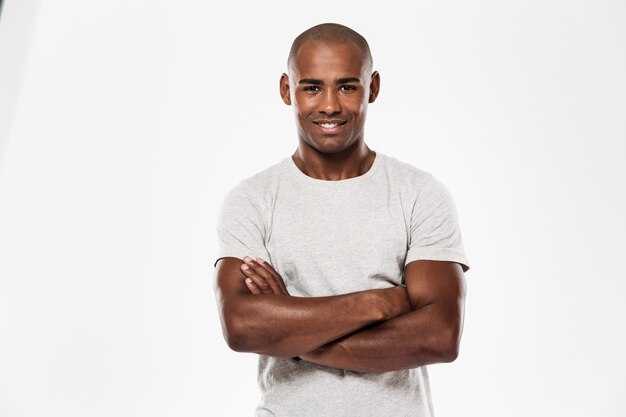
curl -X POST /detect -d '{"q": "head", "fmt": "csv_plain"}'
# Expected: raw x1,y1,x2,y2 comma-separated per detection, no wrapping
280,23,380,155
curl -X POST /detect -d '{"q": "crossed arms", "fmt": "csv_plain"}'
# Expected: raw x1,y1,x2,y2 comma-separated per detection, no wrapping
213,256,466,373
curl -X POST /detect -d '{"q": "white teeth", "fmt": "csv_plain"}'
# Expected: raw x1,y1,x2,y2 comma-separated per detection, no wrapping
319,123,339,128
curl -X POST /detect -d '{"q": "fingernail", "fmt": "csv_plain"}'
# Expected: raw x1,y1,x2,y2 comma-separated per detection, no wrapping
242,264,249,270
245,278,252,284
243,256,252,263
257,257,265,264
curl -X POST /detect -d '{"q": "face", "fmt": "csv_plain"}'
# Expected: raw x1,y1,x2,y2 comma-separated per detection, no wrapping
280,41,380,154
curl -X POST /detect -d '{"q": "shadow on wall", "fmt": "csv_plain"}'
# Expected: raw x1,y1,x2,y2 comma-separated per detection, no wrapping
0,0,41,172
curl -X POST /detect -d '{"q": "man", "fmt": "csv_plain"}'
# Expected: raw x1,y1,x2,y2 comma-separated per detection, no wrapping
213,23,469,417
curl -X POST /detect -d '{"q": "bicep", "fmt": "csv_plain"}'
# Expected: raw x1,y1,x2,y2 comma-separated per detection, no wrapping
213,257,249,309
404,260,466,314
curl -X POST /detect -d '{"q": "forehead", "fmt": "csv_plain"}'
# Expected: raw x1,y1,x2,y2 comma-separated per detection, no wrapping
290,41,367,80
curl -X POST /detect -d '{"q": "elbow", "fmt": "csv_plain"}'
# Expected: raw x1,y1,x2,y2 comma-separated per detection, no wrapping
434,325,462,363
223,316,294,358
221,312,253,353
219,303,291,356
440,341,460,363
222,312,280,355
225,330,246,353
222,320,242,352
223,319,292,357
218,302,292,357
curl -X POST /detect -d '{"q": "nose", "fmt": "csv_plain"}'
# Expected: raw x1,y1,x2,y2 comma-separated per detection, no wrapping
319,88,341,116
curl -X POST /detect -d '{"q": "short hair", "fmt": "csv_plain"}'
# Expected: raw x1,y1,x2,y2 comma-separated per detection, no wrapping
287,23,373,73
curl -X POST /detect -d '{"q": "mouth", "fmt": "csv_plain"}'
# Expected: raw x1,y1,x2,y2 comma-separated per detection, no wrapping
313,120,348,132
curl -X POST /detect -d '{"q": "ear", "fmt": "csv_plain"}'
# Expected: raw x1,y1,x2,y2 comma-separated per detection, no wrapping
368,71,380,103
280,73,291,105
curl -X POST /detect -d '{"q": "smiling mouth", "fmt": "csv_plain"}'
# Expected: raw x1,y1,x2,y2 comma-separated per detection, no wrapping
314,121,347,129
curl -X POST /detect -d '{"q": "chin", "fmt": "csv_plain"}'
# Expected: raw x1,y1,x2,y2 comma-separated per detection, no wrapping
309,136,353,152
313,141,350,154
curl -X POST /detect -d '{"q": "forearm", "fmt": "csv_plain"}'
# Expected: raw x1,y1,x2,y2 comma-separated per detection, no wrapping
299,303,462,373
221,286,411,358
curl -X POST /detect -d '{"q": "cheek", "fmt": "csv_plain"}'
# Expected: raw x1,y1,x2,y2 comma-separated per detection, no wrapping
293,96,315,116
348,102,368,122
345,94,367,112
292,102,306,120
358,104,368,118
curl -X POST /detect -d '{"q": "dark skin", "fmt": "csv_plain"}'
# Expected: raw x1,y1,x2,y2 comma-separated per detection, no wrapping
213,40,467,372
214,257,413,358
280,41,380,179
241,257,466,372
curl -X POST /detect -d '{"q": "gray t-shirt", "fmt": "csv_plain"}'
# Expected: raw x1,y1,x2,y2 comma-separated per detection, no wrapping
214,151,470,417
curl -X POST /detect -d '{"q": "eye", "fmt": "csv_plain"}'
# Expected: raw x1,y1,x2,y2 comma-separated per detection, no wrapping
303,86,321,92
340,85,357,92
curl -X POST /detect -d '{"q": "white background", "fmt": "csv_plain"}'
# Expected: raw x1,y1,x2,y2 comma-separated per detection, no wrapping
1,0,625,416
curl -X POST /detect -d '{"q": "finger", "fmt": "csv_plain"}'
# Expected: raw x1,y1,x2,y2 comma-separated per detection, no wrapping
244,278,262,295
248,260,283,294
244,258,283,294
274,274,288,295
268,266,289,295
241,263,273,294
254,260,287,295
256,258,289,295
263,264,288,295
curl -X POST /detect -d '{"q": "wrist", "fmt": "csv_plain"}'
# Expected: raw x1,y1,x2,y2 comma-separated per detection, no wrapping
375,286,412,320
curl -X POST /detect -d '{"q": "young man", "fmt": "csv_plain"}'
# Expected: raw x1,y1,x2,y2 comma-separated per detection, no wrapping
213,23,470,417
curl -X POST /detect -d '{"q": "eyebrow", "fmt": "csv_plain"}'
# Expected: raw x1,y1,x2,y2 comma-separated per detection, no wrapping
336,77,361,84
298,77,362,85
299,79,323,85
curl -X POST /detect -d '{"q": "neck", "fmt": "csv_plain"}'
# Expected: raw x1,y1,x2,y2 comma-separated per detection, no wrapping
291,140,376,181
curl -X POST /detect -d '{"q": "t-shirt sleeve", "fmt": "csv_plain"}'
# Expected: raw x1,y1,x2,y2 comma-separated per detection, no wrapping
213,184,271,268
404,175,470,273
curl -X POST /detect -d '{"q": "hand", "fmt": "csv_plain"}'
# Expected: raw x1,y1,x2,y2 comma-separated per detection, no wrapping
241,256,290,295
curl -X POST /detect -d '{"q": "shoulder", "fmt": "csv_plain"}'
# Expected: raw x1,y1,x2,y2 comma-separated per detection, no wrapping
379,153,439,195
223,158,287,206
239,158,285,189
